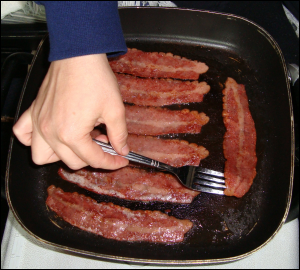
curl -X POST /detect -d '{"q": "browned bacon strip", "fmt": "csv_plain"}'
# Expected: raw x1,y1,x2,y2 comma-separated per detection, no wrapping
46,185,193,243
125,105,209,135
109,48,208,80
223,78,257,198
116,73,210,106
58,166,200,203
127,134,209,167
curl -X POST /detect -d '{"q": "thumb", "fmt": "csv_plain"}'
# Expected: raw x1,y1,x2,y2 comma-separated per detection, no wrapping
105,106,129,156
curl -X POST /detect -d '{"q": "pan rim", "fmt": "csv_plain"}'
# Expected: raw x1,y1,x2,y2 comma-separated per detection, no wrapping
5,7,295,265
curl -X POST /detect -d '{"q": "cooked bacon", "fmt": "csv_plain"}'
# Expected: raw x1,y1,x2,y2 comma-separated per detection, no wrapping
58,166,199,203
109,48,208,80
222,78,257,198
116,73,210,106
127,134,209,167
46,185,193,243
125,105,209,135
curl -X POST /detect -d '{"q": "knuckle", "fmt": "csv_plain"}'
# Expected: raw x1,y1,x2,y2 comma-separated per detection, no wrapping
89,162,102,169
110,130,128,147
116,131,128,143
66,162,85,171
57,128,74,145
12,124,21,137
32,154,45,166
39,121,51,137
57,130,68,144
68,164,82,170
87,153,106,169
109,105,126,120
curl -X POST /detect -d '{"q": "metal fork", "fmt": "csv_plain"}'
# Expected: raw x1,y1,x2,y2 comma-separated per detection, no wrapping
93,139,226,195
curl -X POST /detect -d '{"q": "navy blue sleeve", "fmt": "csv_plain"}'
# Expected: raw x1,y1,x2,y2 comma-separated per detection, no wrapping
36,1,127,61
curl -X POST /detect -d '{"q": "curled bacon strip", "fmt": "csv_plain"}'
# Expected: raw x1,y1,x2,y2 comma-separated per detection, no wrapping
127,134,208,167
109,48,208,80
46,185,193,243
58,166,200,203
223,78,257,198
116,73,210,106
125,105,209,135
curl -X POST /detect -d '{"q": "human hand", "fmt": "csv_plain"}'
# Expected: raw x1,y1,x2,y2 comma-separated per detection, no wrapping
13,54,129,170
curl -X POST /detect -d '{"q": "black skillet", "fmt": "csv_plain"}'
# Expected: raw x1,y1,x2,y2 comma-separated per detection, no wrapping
6,8,294,265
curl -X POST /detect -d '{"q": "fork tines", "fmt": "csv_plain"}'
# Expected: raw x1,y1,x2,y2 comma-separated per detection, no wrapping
193,167,226,195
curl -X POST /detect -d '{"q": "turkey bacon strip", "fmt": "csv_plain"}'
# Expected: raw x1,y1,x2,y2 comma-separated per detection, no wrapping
125,105,209,135
223,78,257,198
109,48,208,80
127,134,209,167
46,185,193,243
116,73,210,106
58,166,200,203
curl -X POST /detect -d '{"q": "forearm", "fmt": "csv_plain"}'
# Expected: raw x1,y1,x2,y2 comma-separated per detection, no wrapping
36,1,127,61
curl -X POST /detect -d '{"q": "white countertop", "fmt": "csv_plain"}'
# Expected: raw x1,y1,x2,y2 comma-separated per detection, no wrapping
1,210,299,269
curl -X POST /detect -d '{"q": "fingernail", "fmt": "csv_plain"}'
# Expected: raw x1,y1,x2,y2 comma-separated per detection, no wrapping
121,144,129,156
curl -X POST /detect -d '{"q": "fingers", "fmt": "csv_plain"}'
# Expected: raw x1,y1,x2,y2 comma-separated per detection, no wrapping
13,107,61,164
30,121,124,170
13,108,33,146
105,105,129,156
68,133,129,170
13,106,88,169
13,54,131,171
13,108,127,170
31,130,87,169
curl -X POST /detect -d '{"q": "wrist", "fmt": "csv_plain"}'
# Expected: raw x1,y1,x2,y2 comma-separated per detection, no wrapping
52,53,110,71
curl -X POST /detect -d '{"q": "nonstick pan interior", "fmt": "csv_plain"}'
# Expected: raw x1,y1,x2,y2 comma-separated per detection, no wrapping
6,8,293,264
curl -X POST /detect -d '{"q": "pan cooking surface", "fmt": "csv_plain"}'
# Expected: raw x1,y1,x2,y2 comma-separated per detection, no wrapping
7,9,292,263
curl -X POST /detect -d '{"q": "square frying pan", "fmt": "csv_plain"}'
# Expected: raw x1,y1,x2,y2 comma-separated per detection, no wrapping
6,8,294,265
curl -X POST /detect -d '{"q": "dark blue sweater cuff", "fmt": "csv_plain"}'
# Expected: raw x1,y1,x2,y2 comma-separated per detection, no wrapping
36,1,127,61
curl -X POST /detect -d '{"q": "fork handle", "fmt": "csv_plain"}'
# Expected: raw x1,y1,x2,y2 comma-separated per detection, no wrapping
93,138,173,171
